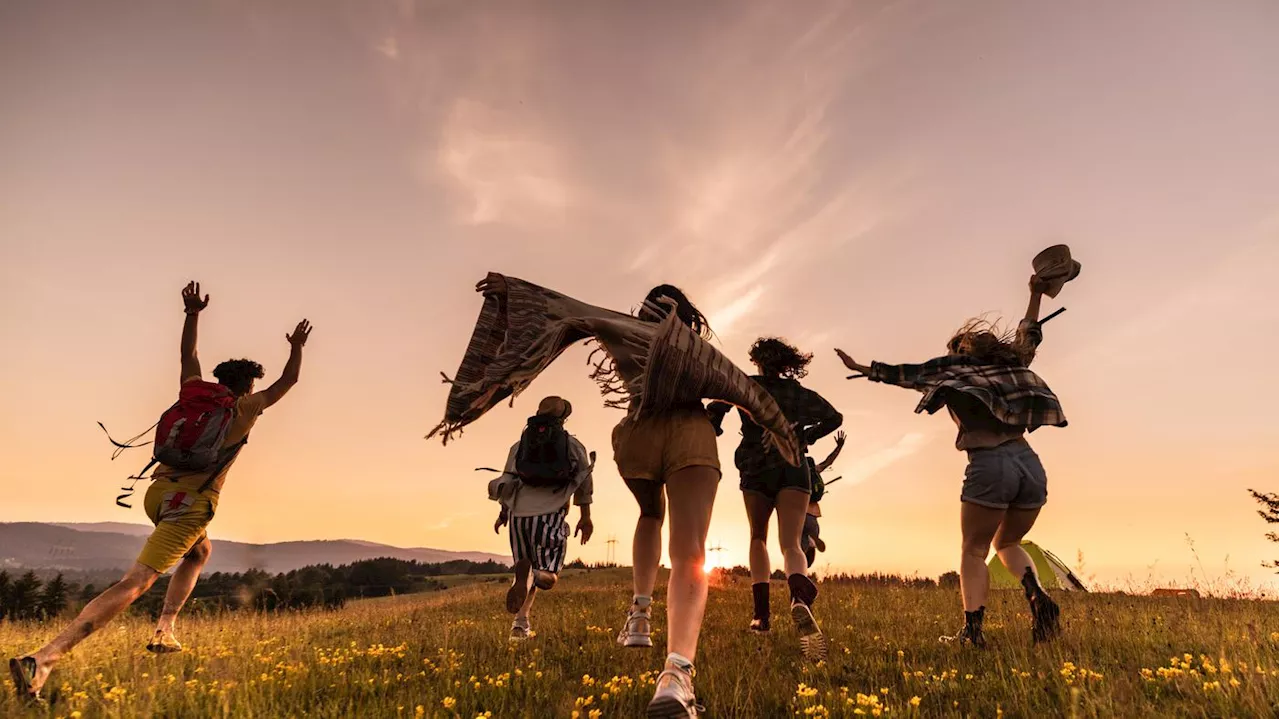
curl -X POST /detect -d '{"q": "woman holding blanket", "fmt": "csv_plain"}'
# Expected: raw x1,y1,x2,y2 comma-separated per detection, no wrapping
835,275,1068,648
430,273,800,718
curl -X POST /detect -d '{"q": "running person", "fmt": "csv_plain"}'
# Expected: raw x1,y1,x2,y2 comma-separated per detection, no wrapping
802,430,845,567
709,337,841,661
835,275,1066,647
432,274,798,718
10,282,311,701
489,396,594,642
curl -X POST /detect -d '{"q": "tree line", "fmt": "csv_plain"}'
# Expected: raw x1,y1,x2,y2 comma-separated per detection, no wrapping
0,557,509,622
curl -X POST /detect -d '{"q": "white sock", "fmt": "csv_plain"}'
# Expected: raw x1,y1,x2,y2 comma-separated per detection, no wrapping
632,595,652,610
666,652,694,672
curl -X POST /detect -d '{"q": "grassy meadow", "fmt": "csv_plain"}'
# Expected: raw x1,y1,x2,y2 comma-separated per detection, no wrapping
1,568,1276,718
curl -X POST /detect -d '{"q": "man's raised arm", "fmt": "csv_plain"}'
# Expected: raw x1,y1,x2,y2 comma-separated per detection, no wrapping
258,319,312,408
180,281,209,383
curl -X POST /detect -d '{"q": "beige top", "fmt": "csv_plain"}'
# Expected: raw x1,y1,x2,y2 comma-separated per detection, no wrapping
488,436,594,517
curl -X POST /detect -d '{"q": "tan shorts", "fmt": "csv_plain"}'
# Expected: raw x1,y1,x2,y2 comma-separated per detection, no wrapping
611,408,721,482
137,479,216,573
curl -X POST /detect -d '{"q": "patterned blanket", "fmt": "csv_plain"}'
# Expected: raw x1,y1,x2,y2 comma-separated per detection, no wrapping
428,275,801,467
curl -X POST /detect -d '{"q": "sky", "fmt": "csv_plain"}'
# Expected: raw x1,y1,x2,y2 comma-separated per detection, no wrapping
1,0,1276,593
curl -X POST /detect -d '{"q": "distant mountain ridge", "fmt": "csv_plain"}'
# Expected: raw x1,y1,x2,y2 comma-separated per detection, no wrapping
1,522,509,574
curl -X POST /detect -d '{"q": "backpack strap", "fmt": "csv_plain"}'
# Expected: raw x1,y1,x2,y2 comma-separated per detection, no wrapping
196,435,250,495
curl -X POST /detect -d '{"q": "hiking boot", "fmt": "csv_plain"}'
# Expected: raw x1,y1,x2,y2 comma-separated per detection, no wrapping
940,607,987,648
506,559,534,614
1022,568,1061,644
750,582,771,633
791,600,828,662
146,630,184,654
617,606,653,648
508,618,532,643
646,665,700,718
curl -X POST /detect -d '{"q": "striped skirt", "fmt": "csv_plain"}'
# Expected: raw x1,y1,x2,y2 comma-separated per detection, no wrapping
509,508,570,574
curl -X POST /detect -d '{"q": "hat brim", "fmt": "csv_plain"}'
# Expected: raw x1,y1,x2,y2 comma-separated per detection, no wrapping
1038,260,1081,299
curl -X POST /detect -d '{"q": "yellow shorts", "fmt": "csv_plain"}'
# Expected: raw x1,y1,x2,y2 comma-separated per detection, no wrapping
612,408,721,482
137,479,216,573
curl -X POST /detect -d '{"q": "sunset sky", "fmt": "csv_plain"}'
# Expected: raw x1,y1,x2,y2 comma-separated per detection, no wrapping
1,0,1275,592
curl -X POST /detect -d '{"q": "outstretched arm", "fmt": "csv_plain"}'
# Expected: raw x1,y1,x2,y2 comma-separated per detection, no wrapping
815,430,846,473
259,320,312,408
179,281,209,383
1025,274,1053,323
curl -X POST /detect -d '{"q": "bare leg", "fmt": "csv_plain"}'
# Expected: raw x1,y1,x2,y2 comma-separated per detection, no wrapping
516,587,538,621
21,564,158,694
993,508,1042,580
742,492,774,584
663,465,719,660
959,502,1005,611
774,489,810,579
625,478,666,600
155,537,212,636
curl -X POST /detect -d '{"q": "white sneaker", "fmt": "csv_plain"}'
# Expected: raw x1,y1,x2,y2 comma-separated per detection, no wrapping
616,607,653,648
508,618,531,643
646,666,700,718
791,600,828,662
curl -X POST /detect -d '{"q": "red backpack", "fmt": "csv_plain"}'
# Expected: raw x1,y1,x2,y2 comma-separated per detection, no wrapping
101,380,241,507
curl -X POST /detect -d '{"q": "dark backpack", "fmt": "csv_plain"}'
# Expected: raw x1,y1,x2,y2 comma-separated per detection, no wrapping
807,457,825,504
513,415,575,488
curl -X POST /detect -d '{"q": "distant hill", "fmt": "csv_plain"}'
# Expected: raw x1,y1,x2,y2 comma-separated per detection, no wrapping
0,523,509,574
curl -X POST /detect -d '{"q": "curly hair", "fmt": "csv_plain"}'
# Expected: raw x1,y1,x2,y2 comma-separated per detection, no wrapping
637,284,713,340
212,358,265,395
946,317,1035,367
748,337,813,379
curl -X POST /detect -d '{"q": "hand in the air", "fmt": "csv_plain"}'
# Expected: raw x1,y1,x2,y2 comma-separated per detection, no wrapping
834,430,847,447
475,273,508,298
182,282,209,313
286,320,312,347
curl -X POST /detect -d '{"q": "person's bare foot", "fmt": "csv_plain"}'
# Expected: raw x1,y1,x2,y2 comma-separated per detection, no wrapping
9,655,53,701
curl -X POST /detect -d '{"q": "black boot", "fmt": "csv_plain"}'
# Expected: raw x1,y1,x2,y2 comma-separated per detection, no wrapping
1022,567,1061,644
750,582,770,633
944,606,987,648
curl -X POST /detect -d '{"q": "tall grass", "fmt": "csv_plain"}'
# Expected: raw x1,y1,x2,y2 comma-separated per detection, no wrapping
1,568,1275,718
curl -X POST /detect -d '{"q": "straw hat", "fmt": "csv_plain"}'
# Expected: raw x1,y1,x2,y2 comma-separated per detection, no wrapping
1032,245,1081,299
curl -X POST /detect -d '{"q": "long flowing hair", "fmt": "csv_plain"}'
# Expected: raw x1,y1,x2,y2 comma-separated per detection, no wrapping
637,284,713,340
946,316,1035,367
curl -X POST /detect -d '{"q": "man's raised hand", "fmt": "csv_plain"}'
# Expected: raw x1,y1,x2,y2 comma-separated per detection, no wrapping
286,320,312,347
182,281,209,314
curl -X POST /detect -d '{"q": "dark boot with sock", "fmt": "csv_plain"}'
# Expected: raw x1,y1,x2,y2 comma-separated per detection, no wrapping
1022,567,1061,644
944,606,987,648
787,574,826,662
749,582,770,633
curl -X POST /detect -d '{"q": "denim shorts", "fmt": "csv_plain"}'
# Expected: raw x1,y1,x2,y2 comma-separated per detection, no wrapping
961,439,1048,510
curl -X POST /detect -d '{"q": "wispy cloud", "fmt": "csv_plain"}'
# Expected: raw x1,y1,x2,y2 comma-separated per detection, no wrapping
837,432,932,486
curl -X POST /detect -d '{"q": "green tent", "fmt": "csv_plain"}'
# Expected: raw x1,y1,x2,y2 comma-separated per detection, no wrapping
988,540,1087,591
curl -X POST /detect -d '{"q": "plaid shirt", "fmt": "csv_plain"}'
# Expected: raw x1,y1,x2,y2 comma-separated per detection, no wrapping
711,376,842,479
867,320,1066,430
